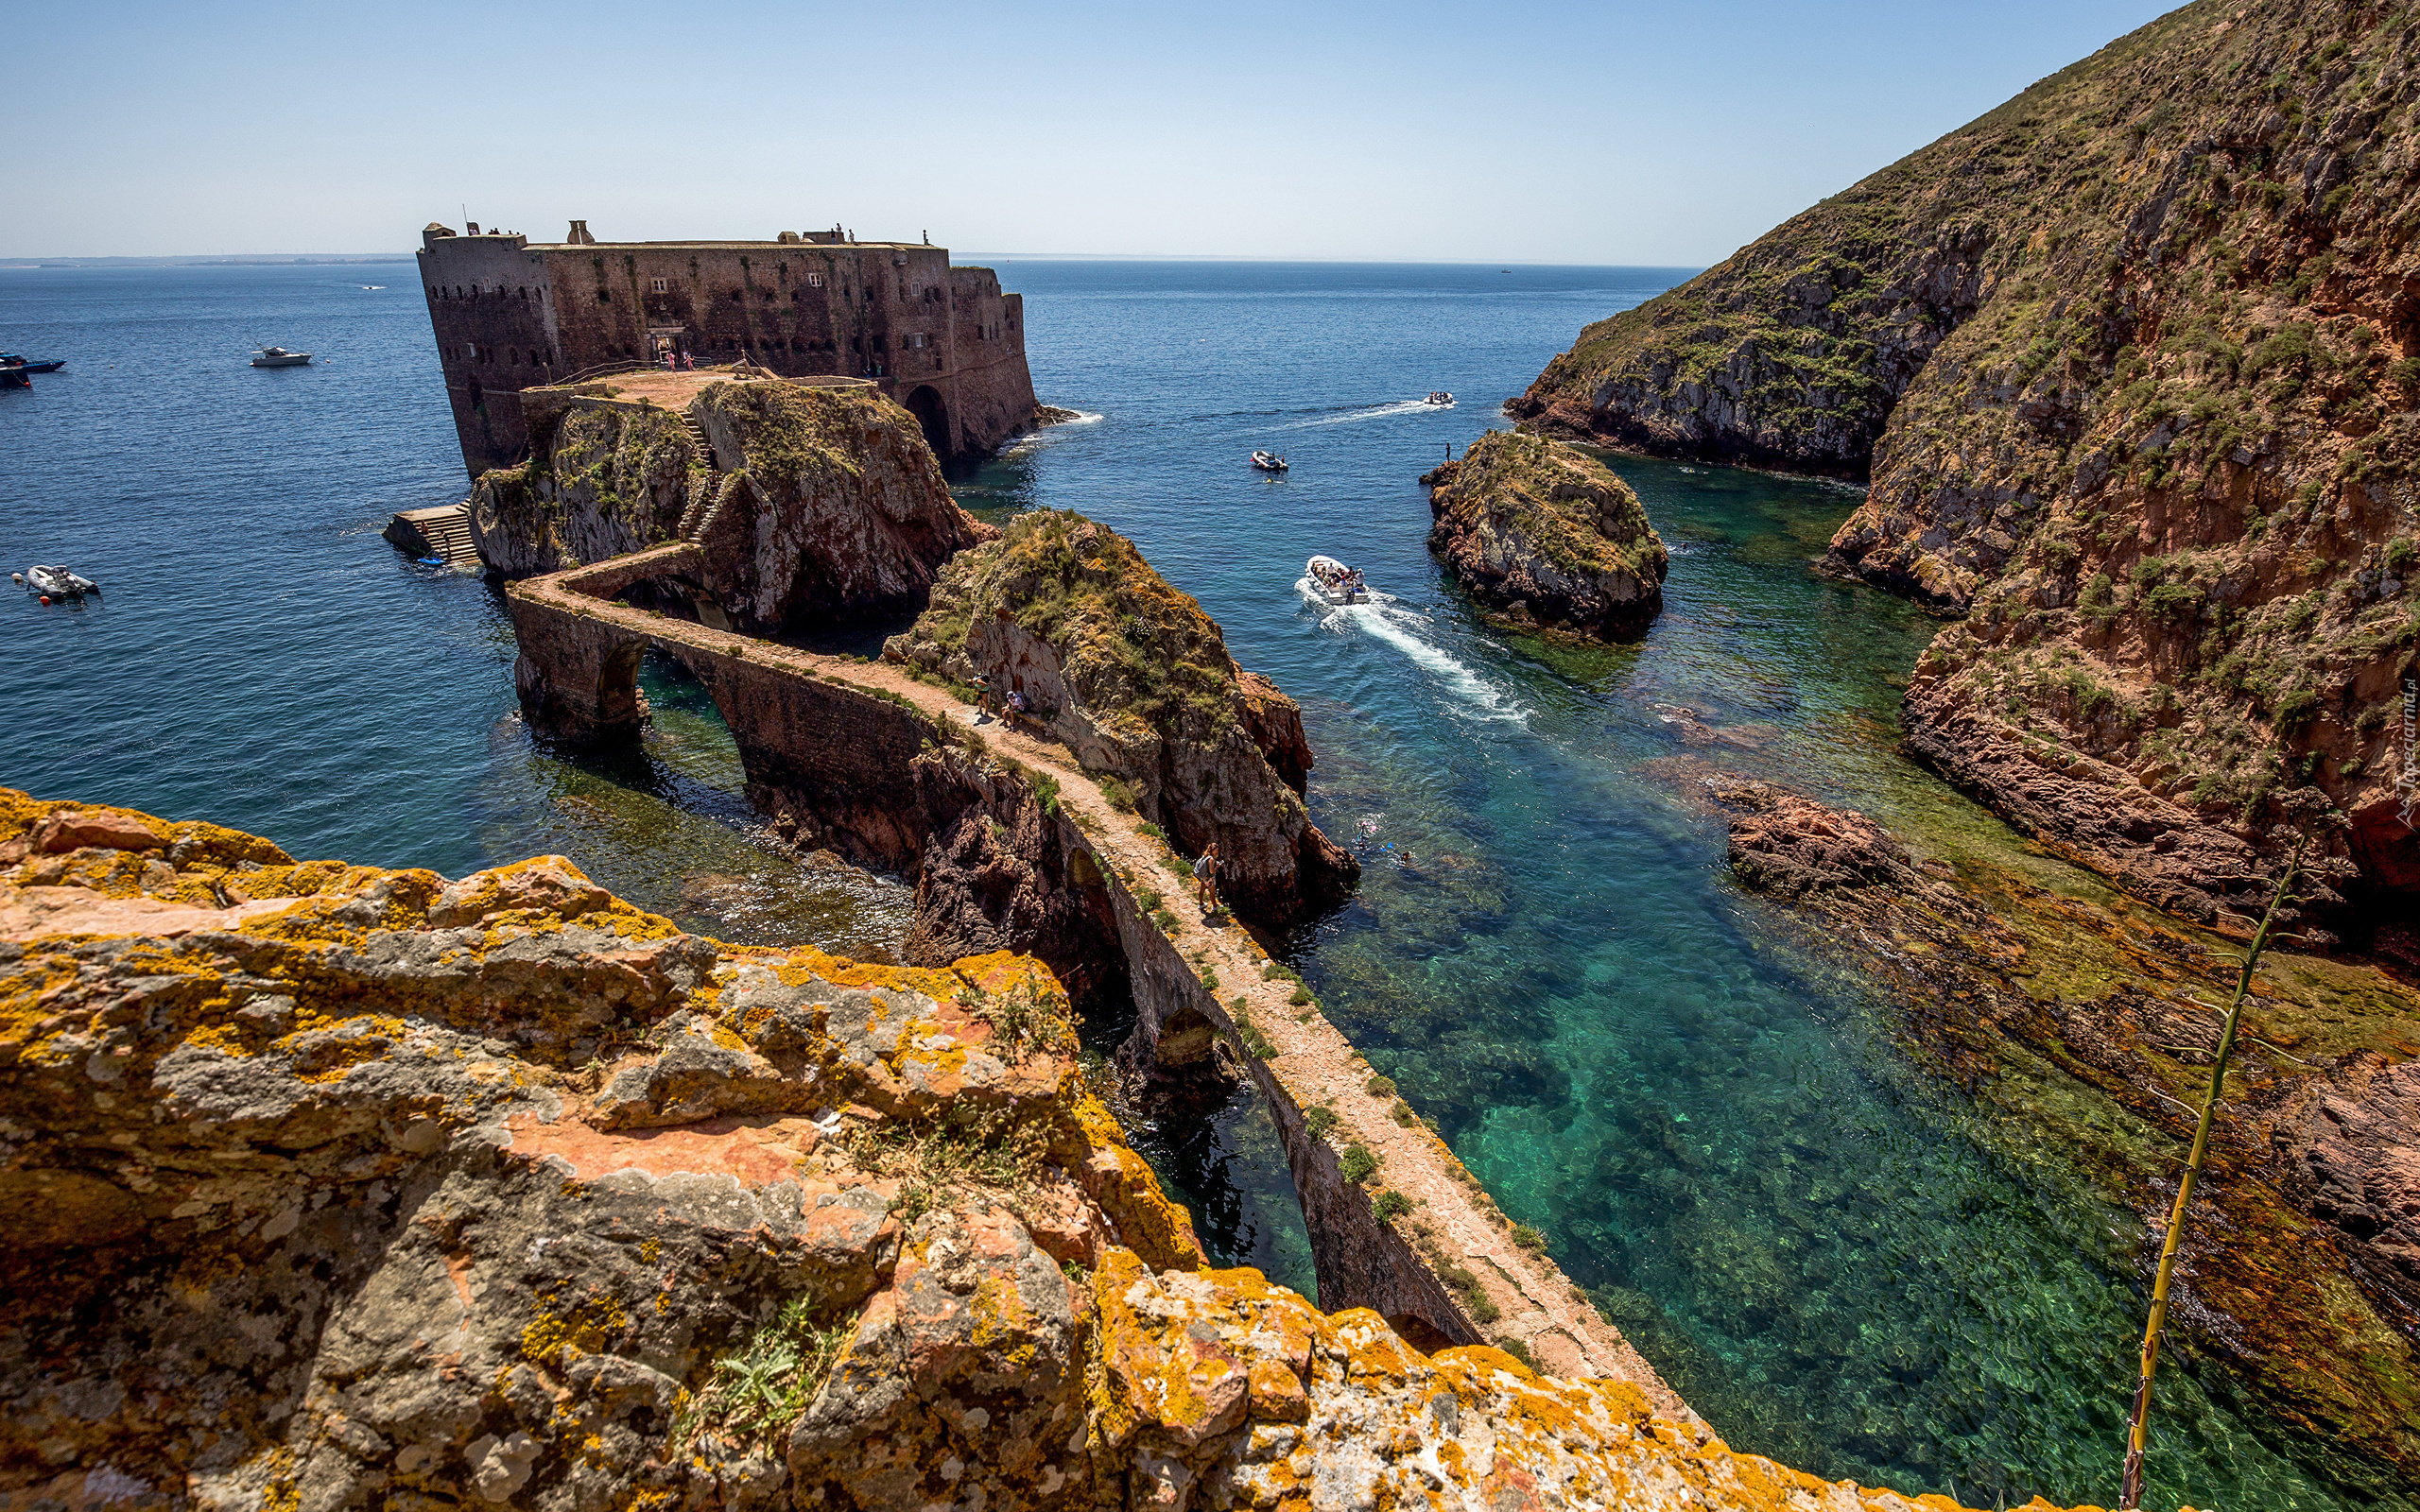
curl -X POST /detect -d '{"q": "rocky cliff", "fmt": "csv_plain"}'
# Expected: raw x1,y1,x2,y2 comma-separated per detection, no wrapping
1515,0,2420,927
474,381,994,630
882,510,1359,926
689,382,996,629
1706,779,2420,1497
469,399,695,576
1422,431,1668,641
1,789,2039,1512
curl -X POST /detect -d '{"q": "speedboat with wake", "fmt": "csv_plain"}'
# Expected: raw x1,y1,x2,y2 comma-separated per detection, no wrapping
1426,391,1454,406
1252,450,1289,472
1305,555,1368,605
20,564,99,601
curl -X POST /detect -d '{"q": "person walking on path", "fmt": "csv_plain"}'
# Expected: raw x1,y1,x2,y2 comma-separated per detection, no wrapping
1193,842,1220,915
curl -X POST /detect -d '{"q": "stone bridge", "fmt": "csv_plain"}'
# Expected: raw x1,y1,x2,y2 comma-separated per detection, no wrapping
505,551,1686,1404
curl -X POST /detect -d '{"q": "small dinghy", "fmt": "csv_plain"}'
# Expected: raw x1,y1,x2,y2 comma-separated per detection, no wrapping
1252,450,1289,472
1426,391,1454,405
1305,555,1368,605
22,564,99,601
251,345,313,368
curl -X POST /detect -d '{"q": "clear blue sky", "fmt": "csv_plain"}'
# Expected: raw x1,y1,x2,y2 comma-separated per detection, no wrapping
14,0,2179,264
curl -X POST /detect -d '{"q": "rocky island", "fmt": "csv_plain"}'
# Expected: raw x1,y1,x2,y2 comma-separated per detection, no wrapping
1420,431,1668,642
1513,0,2420,931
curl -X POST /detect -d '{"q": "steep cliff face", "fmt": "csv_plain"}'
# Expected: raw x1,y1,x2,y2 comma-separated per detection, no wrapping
1705,779,2420,1497
1517,0,2420,923
475,381,994,630
1423,431,1668,641
1,790,2015,1512
691,381,996,628
468,400,695,576
882,510,1359,925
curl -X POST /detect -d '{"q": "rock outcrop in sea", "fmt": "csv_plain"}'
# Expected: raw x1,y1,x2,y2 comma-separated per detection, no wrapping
882,509,1358,925
474,381,994,629
1704,778,2420,1489
1513,0,2420,926
1421,431,1668,641
1,788,2024,1512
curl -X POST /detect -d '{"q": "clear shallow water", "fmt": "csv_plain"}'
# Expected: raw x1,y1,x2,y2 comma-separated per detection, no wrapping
0,261,2366,1512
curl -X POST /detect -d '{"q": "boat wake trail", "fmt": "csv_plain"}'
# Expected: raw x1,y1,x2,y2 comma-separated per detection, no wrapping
1278,399,1441,431
1299,582,1529,726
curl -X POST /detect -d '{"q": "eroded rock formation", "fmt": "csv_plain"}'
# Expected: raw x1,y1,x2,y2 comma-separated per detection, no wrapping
883,510,1358,925
1515,0,2420,924
689,381,997,629
470,399,695,576
1422,431,1668,641
1706,779,2420,1492
2,790,2018,1512
474,381,994,630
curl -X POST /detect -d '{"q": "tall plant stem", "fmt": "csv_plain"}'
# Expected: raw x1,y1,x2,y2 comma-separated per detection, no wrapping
2118,839,2306,1510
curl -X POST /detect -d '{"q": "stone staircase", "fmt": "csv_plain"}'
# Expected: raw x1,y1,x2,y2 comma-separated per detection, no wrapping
384,502,479,567
675,413,723,541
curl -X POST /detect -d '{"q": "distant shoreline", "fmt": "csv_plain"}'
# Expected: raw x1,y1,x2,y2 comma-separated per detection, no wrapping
0,254,414,269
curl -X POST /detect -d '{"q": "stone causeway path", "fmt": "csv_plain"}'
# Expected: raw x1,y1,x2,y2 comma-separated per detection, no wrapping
514,554,1687,1411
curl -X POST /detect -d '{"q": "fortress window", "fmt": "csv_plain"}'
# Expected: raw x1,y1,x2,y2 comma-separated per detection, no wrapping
652,278,667,293
805,272,824,287
517,287,527,299
904,333,928,349
596,289,611,303
731,289,744,302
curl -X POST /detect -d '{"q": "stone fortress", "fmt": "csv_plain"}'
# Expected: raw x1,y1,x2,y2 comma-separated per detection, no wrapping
417,219,1041,478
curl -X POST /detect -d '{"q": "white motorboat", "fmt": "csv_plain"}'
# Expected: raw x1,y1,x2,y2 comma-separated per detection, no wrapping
1251,450,1289,472
251,345,314,368
1305,555,1368,605
23,564,98,599
1426,391,1454,405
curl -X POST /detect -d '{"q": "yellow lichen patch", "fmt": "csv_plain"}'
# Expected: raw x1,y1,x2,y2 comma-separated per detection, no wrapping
521,1293,633,1366
1056,1093,1203,1271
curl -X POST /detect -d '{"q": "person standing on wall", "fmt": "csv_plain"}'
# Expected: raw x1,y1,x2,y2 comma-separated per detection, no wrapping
1194,842,1220,915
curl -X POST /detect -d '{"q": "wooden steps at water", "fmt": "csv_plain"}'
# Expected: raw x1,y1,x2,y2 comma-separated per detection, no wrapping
384,502,479,567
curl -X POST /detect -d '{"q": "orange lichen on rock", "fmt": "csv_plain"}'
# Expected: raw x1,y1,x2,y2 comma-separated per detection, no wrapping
0,790,2111,1512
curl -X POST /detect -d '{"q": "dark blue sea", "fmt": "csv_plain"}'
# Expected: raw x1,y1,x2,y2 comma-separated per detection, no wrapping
0,259,2369,1511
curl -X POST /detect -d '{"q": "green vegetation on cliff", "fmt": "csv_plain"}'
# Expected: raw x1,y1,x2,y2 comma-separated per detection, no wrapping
893,509,1239,743
1518,0,2420,918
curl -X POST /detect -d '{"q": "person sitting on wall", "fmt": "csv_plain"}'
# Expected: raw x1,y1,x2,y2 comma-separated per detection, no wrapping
1005,687,1028,728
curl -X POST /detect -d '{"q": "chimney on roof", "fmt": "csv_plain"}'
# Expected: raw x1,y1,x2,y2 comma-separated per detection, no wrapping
567,219,596,245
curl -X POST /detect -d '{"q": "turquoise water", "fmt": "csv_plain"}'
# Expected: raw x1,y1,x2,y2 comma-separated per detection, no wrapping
0,261,2377,1511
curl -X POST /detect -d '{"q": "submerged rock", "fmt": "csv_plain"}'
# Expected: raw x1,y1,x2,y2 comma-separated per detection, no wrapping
1423,430,1667,641
1706,779,2420,1491
883,510,1358,924
1,788,2026,1512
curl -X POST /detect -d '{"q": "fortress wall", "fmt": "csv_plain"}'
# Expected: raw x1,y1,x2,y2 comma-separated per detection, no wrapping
422,227,1041,478
417,234,559,475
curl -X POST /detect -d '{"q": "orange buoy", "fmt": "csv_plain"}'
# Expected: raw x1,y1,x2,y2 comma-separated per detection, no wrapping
38,595,51,605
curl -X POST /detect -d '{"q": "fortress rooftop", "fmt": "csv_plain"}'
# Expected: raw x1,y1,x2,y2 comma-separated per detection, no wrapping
424,220,936,253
